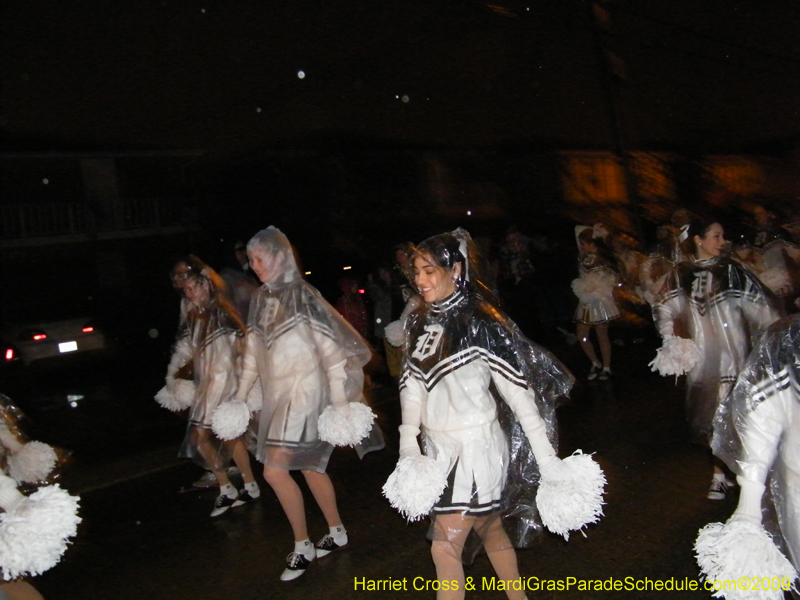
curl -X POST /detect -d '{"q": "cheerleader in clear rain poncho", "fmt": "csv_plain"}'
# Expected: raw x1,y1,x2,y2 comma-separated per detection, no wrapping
214,227,384,582
694,314,800,600
0,394,80,599
383,229,606,600
572,224,620,381
649,220,781,501
156,256,258,517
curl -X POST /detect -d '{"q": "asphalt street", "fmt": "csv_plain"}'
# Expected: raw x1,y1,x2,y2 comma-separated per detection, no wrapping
28,330,739,600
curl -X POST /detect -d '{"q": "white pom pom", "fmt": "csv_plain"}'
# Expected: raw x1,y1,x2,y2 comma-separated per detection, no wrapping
318,403,376,447
537,451,606,540
245,381,263,413
155,386,180,412
695,519,798,600
211,401,250,441
384,320,406,347
649,336,702,377
382,455,447,522
0,484,81,580
8,441,58,484
172,379,196,409
154,383,193,412
572,271,616,304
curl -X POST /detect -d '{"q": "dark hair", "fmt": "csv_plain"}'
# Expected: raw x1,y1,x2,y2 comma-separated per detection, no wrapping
414,233,468,284
576,228,596,246
414,230,496,300
577,228,616,265
171,255,206,283
172,255,246,334
681,219,721,258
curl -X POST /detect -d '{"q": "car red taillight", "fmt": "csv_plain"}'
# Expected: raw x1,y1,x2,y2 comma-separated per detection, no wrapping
4,348,13,361
82,326,94,333
17,329,48,342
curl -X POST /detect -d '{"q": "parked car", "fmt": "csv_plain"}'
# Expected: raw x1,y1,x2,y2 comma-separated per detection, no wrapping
1,301,109,368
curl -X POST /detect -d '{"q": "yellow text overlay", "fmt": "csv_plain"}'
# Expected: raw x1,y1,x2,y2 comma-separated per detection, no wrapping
353,576,795,594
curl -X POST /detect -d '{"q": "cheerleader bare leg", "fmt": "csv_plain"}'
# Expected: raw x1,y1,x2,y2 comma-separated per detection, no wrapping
0,580,45,600
191,427,232,487
477,516,526,600
431,512,475,600
228,438,256,484
576,323,598,362
301,470,349,558
263,465,309,541
301,469,343,529
595,323,612,371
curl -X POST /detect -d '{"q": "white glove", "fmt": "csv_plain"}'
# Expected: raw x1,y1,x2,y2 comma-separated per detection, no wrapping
328,359,349,410
0,473,24,511
398,424,421,458
657,320,675,339
0,425,23,453
730,476,765,526
521,415,568,480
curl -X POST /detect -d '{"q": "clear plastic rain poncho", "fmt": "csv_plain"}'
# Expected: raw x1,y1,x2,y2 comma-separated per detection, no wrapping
652,255,782,445
0,398,79,581
397,230,576,561
0,393,60,485
0,395,28,470
166,258,245,471
236,227,384,472
711,313,800,573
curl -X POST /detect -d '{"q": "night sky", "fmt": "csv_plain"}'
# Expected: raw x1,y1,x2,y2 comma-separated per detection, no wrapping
3,0,799,156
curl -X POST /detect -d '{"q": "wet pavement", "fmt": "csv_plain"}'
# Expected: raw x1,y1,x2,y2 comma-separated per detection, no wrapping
29,328,739,600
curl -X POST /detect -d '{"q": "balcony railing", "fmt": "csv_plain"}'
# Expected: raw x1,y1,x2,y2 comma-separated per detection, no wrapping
0,198,186,240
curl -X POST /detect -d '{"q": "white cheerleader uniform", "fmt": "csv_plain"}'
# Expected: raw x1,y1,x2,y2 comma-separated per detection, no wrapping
400,289,573,535
653,256,780,444
168,298,242,470
712,314,800,572
572,252,621,324
236,231,384,472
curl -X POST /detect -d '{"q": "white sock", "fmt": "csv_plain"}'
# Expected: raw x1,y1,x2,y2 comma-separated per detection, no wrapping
220,483,237,498
330,525,347,544
712,472,726,482
244,481,259,493
294,539,314,558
